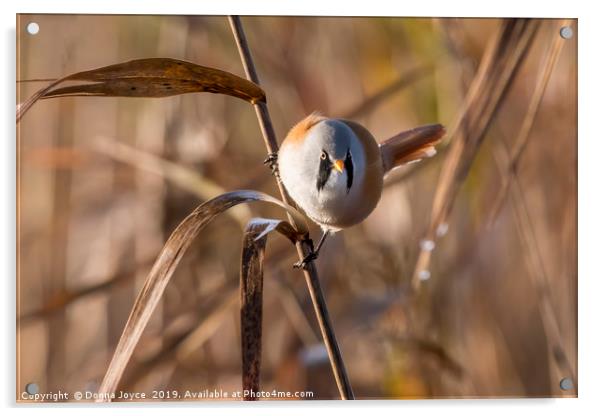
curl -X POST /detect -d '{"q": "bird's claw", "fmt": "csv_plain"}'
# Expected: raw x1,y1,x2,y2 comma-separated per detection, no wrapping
293,251,318,270
263,152,278,165
263,152,280,177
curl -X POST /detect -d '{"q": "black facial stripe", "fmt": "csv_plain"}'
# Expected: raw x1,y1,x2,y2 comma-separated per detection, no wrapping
316,151,332,192
344,149,354,193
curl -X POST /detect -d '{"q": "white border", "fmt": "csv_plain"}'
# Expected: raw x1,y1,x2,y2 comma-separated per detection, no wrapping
7,0,582,17
3,1,601,415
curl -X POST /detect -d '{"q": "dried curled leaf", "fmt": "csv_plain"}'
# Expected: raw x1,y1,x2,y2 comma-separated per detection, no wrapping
240,218,300,401
17,58,266,122
97,191,307,401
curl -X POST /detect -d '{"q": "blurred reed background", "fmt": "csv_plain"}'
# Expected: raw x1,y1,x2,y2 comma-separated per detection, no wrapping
16,15,577,400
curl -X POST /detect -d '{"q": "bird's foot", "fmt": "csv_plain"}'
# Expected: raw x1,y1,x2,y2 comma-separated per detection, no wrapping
293,237,317,270
292,231,331,270
263,152,280,179
293,251,318,270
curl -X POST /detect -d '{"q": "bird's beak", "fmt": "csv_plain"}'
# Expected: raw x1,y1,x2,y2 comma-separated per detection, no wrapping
333,159,344,173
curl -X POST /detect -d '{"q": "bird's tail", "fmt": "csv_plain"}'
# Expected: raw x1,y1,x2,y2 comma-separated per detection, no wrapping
379,124,445,173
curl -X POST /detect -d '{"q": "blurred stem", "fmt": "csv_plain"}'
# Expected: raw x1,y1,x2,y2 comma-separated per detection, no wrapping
228,15,355,400
411,19,540,290
441,19,575,391
46,99,74,389
19,230,302,324
491,136,576,391
488,20,570,223
487,20,576,390
92,136,252,228
19,257,153,324
339,64,432,120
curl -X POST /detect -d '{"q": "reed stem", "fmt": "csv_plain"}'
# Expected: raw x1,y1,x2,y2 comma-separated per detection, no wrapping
228,15,354,400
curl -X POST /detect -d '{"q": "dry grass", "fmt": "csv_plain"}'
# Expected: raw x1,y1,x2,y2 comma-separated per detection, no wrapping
16,15,576,401
96,191,305,400
411,19,541,289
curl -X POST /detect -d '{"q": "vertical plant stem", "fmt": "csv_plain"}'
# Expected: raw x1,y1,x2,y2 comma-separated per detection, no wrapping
411,19,540,290
488,19,570,223
46,99,74,390
228,15,354,400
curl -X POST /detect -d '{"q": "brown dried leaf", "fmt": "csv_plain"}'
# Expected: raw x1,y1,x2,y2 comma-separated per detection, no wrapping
16,58,266,122
239,218,300,401
97,191,306,401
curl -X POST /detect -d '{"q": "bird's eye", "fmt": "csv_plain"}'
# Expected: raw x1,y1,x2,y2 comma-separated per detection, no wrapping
320,151,328,160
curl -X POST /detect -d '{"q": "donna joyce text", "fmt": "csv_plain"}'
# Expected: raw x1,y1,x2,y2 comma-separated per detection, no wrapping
75,388,314,401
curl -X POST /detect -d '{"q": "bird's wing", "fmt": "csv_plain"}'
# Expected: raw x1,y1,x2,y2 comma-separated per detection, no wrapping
379,124,445,173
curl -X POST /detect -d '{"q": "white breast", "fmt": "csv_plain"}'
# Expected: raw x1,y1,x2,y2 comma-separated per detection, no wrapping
279,120,372,231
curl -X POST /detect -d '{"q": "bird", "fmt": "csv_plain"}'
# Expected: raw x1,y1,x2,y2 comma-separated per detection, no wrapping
276,113,445,269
